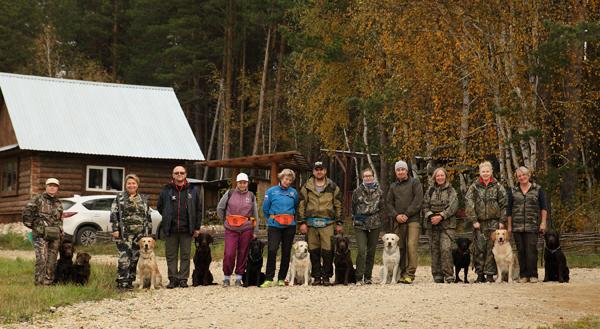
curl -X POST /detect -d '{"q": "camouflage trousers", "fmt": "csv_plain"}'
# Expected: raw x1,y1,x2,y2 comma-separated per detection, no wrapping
34,237,60,285
115,235,140,285
472,229,497,276
430,228,455,282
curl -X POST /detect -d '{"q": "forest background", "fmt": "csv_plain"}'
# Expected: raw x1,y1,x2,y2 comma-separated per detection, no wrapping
1,0,599,232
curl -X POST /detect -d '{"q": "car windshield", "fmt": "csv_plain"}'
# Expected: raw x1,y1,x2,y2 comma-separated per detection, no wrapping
61,200,76,210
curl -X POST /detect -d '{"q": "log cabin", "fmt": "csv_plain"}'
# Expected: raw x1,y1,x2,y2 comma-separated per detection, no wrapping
0,73,204,223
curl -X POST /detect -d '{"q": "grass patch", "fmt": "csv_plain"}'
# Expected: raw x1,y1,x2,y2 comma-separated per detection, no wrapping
538,317,600,329
0,257,122,324
0,233,33,250
564,253,600,268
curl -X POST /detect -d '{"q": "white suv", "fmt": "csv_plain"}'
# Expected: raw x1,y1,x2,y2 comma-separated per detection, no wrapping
60,195,162,245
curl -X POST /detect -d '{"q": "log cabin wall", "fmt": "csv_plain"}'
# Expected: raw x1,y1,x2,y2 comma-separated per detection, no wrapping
0,151,191,223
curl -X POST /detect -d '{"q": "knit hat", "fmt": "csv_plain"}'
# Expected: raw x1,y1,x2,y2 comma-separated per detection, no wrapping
394,160,408,171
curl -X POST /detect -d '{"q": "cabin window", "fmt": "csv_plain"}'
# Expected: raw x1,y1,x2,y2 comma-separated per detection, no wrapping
0,158,18,196
86,166,124,192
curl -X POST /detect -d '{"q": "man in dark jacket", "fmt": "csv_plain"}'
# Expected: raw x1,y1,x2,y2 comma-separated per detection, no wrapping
386,160,423,284
157,166,202,289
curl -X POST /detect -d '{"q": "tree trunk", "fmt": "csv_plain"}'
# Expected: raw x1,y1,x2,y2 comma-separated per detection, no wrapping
272,31,285,153
203,80,224,180
222,0,235,161
378,122,389,193
252,26,272,155
362,109,377,183
239,37,246,154
111,0,119,81
460,69,470,158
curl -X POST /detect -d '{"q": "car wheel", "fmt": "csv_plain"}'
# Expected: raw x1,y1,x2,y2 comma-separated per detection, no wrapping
77,226,97,246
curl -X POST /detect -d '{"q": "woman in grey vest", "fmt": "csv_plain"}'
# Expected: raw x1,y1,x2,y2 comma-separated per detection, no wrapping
507,166,548,283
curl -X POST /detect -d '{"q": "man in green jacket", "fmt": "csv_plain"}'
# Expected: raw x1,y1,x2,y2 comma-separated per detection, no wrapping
386,160,423,284
298,161,343,286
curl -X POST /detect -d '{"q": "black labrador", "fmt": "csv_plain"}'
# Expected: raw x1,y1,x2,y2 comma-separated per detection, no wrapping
543,231,570,283
55,240,75,284
242,238,266,287
453,238,471,283
333,236,356,285
192,232,215,286
71,252,91,285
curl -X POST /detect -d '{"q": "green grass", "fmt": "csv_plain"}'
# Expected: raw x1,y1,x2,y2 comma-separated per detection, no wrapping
564,253,600,268
538,317,600,329
0,233,34,250
0,257,123,324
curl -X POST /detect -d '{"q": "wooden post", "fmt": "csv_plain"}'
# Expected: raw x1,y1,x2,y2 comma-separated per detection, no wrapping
231,168,240,186
343,155,350,220
270,162,278,186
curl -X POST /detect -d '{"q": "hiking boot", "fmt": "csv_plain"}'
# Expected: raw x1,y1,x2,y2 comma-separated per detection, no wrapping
322,278,332,286
401,277,413,284
518,277,529,283
222,280,230,288
445,277,455,284
179,280,188,288
476,274,486,283
433,277,444,283
277,280,286,287
311,278,322,286
364,278,372,285
259,280,273,288
529,277,538,283
234,279,243,287
166,280,179,289
486,275,495,283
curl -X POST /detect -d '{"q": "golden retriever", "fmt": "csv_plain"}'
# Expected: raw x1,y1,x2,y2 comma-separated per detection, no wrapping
287,241,311,286
491,229,519,283
133,237,163,289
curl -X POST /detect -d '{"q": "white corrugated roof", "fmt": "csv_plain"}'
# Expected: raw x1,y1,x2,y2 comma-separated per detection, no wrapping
0,73,204,160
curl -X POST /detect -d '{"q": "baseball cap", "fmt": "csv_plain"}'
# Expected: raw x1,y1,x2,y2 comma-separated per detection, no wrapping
236,173,249,182
45,178,60,186
313,161,326,170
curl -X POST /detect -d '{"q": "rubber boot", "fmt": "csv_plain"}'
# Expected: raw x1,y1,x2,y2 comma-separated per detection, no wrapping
321,249,334,286
310,249,322,285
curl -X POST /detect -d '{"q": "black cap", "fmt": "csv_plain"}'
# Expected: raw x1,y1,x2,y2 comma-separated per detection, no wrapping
313,161,326,170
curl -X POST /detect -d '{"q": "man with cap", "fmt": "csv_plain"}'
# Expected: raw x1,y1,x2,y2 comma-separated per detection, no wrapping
157,166,202,289
386,160,423,284
298,161,343,286
217,172,259,287
22,178,64,285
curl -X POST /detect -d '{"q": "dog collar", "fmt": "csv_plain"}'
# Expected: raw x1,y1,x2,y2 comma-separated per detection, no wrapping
545,245,561,254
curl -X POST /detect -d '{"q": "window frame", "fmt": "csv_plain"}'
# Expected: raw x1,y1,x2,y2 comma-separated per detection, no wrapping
0,157,18,197
85,165,125,192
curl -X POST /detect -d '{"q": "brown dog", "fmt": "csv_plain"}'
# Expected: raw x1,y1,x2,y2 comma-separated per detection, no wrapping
133,237,163,289
491,229,519,283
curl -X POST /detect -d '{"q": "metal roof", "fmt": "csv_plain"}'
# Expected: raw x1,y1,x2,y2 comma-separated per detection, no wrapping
0,73,204,160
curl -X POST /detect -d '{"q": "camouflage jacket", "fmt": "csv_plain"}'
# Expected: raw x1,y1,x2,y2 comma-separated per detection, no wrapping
22,193,63,238
508,183,546,233
465,177,507,230
351,183,384,231
423,182,458,230
298,177,343,225
110,192,152,236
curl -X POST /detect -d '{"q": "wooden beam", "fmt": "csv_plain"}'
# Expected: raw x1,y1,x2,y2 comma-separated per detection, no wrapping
270,162,278,186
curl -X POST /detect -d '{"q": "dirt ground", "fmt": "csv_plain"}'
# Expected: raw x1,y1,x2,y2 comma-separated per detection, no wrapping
1,249,599,329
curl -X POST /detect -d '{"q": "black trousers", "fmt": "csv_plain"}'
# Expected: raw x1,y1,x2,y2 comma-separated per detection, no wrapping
265,225,296,281
513,232,539,278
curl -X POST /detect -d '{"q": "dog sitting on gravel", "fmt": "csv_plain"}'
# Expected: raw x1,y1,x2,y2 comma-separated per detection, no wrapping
543,231,570,283
380,233,400,284
287,240,311,286
491,229,519,283
453,238,471,283
242,238,266,287
72,252,92,285
133,237,162,289
55,240,75,284
334,236,356,285
192,232,215,286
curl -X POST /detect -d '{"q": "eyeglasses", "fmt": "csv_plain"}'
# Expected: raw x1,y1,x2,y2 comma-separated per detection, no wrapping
173,172,186,175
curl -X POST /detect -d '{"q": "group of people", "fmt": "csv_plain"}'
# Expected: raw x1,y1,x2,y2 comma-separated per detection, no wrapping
24,159,547,288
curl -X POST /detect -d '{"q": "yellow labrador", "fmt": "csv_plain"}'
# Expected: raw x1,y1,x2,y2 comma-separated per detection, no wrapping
491,229,519,283
380,233,400,284
133,237,163,289
287,241,311,286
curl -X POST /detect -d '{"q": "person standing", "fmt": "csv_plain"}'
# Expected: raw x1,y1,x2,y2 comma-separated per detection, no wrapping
217,173,259,287
298,161,343,286
110,174,152,290
22,178,63,286
261,169,299,287
423,167,459,283
351,168,384,285
386,160,423,284
507,166,547,283
465,161,507,283
157,166,202,289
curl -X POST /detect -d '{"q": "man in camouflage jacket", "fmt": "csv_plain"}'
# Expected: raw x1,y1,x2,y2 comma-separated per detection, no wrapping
22,178,63,285
465,161,507,283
